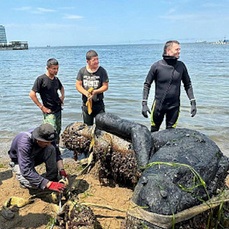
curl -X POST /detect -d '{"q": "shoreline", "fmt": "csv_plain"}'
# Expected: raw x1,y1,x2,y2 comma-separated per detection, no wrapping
1,133,229,160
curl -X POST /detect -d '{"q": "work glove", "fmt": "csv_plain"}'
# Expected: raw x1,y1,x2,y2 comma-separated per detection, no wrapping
48,181,66,193
60,169,69,179
142,101,151,118
190,100,197,117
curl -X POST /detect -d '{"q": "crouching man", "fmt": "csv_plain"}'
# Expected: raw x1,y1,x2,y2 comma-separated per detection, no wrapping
8,123,68,193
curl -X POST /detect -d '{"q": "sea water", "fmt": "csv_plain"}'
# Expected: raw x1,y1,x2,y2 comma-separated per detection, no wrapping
0,43,229,158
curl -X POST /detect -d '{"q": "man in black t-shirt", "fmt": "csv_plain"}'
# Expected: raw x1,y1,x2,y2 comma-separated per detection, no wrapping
76,50,109,125
29,58,65,143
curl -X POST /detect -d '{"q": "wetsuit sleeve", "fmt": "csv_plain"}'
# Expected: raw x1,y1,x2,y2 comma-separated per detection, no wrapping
182,63,195,100
17,135,49,189
143,65,156,101
186,85,195,100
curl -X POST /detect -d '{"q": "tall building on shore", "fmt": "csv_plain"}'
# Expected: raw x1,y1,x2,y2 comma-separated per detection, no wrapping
0,25,28,50
0,25,7,44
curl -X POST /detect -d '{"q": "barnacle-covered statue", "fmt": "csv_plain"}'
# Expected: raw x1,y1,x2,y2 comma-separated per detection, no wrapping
61,113,229,228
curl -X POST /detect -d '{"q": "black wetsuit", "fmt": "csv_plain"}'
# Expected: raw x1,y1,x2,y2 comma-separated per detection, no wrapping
143,56,194,131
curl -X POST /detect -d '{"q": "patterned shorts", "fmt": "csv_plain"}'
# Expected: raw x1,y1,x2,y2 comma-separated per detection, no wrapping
43,111,61,136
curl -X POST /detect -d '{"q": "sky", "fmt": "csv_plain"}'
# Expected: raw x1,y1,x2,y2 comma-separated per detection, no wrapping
0,0,229,47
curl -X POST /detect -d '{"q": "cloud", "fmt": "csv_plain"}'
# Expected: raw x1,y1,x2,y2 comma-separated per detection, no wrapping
58,7,75,10
14,7,56,14
168,8,176,14
160,14,195,20
64,14,83,20
40,23,76,29
14,6,55,13
37,8,56,13
160,6,195,20
14,6,31,11
202,3,224,8
6,23,79,30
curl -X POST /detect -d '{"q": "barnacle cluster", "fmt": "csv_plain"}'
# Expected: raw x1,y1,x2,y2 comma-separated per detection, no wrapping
61,123,93,160
61,123,140,187
57,200,101,229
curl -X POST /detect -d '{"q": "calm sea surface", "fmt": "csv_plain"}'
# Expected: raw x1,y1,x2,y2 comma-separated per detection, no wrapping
0,43,229,158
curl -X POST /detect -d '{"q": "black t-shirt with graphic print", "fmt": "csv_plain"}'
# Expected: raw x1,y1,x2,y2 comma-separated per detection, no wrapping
77,66,109,104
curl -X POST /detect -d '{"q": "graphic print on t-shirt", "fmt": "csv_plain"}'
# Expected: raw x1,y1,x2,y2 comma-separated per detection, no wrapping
83,75,100,90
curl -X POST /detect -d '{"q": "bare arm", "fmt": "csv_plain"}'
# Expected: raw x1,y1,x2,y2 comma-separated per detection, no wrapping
29,90,51,114
60,86,65,103
29,90,43,109
76,80,90,97
57,160,64,171
92,82,108,96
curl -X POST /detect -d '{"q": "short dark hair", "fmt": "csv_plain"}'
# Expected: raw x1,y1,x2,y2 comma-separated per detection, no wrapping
86,50,98,61
163,40,180,55
47,58,58,67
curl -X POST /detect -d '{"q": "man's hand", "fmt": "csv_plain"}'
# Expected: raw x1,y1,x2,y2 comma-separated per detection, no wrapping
60,169,69,179
47,181,66,193
41,106,52,114
87,87,94,100
142,101,151,118
190,100,197,117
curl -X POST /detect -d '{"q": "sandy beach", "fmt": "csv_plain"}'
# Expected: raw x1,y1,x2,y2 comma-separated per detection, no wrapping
1,149,229,229
0,156,134,229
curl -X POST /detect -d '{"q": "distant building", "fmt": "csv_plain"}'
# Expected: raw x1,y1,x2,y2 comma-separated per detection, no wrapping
0,25,7,44
0,25,28,50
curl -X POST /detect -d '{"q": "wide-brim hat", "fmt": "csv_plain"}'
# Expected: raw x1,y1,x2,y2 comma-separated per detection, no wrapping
33,123,57,142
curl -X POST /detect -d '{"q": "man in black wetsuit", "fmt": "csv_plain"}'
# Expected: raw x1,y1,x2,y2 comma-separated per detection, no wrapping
142,40,197,132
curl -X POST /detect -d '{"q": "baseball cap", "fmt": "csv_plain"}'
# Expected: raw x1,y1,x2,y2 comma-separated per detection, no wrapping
33,123,57,142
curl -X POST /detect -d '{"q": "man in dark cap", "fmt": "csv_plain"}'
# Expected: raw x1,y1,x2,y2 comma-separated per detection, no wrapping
8,123,68,193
